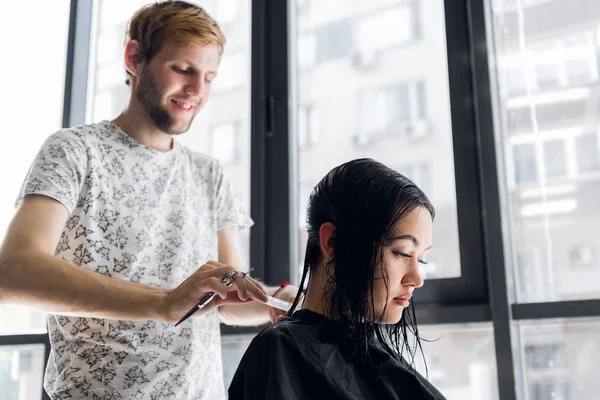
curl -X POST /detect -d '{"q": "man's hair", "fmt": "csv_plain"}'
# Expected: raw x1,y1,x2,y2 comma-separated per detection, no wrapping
124,0,226,85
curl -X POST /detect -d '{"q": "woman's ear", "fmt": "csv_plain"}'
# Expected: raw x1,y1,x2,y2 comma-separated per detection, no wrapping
318,222,336,260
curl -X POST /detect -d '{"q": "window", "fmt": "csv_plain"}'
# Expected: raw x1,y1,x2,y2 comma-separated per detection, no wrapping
389,85,412,123
411,1,422,39
0,345,45,400
525,343,567,369
315,20,353,63
542,140,567,179
535,64,560,91
358,88,389,137
294,0,461,285
513,143,538,184
415,81,427,119
575,132,600,173
568,245,597,269
566,58,593,85
518,320,600,400
515,247,553,303
355,6,415,53
492,0,600,317
415,324,499,399
531,381,570,400
221,334,254,389
298,106,319,148
357,82,427,145
500,32,598,98
0,0,70,336
506,67,527,96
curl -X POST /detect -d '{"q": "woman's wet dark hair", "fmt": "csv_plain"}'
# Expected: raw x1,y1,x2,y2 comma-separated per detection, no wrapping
288,158,435,371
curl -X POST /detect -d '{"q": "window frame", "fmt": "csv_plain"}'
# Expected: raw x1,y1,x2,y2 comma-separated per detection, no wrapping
9,0,600,399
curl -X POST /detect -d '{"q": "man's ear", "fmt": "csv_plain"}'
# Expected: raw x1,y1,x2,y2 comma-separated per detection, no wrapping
318,222,336,260
124,39,143,83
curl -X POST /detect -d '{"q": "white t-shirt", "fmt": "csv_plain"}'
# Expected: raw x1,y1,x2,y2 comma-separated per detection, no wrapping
16,120,252,400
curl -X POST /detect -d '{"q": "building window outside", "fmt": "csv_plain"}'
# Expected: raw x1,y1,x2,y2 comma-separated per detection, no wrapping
315,19,354,63
575,132,600,173
511,130,600,187
500,32,598,97
357,81,427,145
513,143,538,184
298,106,320,148
542,139,568,180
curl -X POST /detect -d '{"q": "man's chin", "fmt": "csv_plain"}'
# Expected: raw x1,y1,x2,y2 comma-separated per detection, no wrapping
164,120,193,135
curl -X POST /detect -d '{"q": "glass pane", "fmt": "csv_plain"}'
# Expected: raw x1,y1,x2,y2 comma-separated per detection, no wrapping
0,0,70,333
575,132,600,173
535,64,560,91
0,345,45,400
292,0,461,282
416,324,499,400
566,59,592,85
221,334,254,388
513,143,538,184
517,319,600,400
506,68,527,96
0,306,46,335
490,0,600,302
542,140,567,179
315,20,353,63
89,0,252,267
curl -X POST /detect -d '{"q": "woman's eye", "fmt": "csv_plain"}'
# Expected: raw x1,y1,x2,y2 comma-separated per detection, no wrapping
394,251,428,265
394,251,411,259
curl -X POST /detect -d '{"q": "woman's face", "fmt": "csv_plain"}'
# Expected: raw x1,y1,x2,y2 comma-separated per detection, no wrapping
372,206,433,324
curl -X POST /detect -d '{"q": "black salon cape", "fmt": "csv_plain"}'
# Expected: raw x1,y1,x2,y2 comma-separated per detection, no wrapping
228,310,445,400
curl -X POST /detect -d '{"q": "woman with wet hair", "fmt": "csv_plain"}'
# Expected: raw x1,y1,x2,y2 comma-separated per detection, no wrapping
229,158,445,399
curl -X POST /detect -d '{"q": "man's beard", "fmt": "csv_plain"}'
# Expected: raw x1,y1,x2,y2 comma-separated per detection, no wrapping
135,67,193,135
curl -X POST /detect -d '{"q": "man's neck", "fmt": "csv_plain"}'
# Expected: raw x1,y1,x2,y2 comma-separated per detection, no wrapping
112,108,173,152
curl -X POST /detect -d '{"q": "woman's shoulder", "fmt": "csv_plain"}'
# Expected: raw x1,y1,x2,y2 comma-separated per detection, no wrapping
244,309,336,359
252,310,317,344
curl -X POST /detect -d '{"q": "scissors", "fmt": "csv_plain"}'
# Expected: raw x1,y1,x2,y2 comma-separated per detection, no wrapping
174,268,250,327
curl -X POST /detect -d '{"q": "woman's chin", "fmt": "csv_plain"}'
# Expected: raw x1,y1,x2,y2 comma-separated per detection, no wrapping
379,309,403,325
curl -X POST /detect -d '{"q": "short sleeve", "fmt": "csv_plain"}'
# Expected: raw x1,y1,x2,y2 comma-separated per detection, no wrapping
15,129,88,215
213,160,253,231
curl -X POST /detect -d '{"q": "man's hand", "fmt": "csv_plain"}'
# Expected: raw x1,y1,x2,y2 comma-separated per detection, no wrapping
162,261,268,324
268,284,301,324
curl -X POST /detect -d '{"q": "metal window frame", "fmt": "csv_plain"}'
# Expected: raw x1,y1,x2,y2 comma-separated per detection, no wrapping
413,0,490,306
7,0,600,399
256,0,600,399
